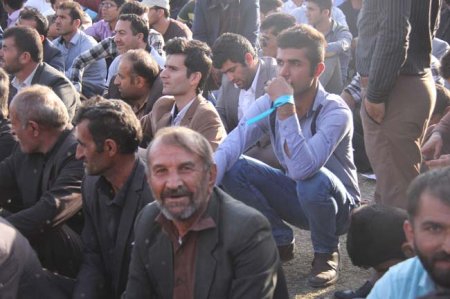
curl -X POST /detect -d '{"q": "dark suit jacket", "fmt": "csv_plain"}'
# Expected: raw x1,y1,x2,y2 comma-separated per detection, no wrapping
43,38,65,73
0,117,16,162
123,187,280,299
8,63,80,120
141,94,227,150
74,159,154,299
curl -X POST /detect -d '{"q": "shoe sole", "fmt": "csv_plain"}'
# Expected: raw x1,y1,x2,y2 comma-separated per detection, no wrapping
308,274,339,288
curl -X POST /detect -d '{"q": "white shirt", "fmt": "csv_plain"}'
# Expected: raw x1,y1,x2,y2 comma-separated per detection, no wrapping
237,64,261,120
170,98,195,126
282,0,302,14
11,65,39,92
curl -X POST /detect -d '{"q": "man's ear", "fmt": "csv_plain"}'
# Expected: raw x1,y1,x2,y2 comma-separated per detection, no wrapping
208,163,217,188
313,62,325,77
189,71,202,88
244,52,254,66
19,51,32,64
28,120,40,137
403,219,415,247
104,139,118,156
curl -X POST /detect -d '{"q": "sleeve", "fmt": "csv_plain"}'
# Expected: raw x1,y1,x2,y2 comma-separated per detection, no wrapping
6,150,83,237
214,85,230,132
326,25,352,56
73,182,108,299
239,0,260,48
332,6,348,27
84,23,99,40
365,0,411,104
278,100,352,180
192,104,227,151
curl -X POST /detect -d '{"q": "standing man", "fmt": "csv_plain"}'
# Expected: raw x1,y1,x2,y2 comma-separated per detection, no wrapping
53,2,107,97
356,0,440,208
85,0,125,41
140,37,226,151
214,25,360,287
212,32,280,168
123,126,280,298
73,98,154,299
367,167,450,298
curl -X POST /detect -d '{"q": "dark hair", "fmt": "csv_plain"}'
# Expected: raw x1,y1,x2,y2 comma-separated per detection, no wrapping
440,50,450,80
407,167,450,218
3,0,26,10
58,1,84,23
74,97,142,154
122,49,160,86
260,0,283,15
0,68,9,119
119,1,148,16
164,37,212,94
212,33,255,69
3,26,43,63
19,7,49,37
433,84,450,116
261,13,296,36
118,14,149,42
153,6,170,18
308,0,332,11
111,0,127,7
277,24,325,75
346,204,408,268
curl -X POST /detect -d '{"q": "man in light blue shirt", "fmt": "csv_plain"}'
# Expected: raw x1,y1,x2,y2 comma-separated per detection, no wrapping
214,24,360,288
367,168,450,299
53,1,107,98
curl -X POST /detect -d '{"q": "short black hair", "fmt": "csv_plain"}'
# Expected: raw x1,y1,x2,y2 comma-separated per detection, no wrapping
346,204,408,268
3,26,43,63
260,0,283,15
19,7,49,37
118,14,149,43
58,1,84,24
261,12,296,36
122,49,160,86
277,24,326,75
119,1,148,16
440,50,450,80
308,0,332,11
74,97,143,154
164,38,212,94
3,0,26,10
212,33,255,69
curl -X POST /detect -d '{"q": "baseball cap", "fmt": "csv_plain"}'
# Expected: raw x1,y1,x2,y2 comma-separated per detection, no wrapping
141,0,170,11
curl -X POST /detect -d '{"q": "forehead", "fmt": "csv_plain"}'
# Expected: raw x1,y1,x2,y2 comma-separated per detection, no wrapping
18,18,37,28
75,119,93,140
414,192,450,225
56,8,71,16
219,59,242,72
3,36,16,47
148,141,199,165
307,2,320,9
166,54,187,68
118,58,133,72
115,20,132,32
277,47,310,62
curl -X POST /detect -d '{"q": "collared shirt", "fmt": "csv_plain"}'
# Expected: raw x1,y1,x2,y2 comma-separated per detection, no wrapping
291,5,348,27
237,64,261,120
84,19,114,41
281,0,302,14
367,257,438,299
355,0,440,103
11,64,39,92
69,30,165,90
53,30,107,87
7,9,21,28
214,84,360,202
171,98,195,126
324,19,352,83
155,207,216,299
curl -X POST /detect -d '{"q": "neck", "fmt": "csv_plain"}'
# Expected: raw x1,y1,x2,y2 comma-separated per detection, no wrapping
172,200,209,237
15,62,39,82
152,18,170,35
62,29,77,45
316,18,332,35
109,19,117,31
175,90,196,111
294,80,319,118
137,40,147,50
38,127,67,154
103,154,136,193
130,89,151,109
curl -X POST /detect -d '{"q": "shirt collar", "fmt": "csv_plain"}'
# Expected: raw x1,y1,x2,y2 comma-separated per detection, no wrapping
59,30,81,47
170,97,196,126
11,64,39,91
235,62,261,93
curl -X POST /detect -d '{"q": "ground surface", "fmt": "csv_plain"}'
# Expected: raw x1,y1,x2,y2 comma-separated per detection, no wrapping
284,174,376,299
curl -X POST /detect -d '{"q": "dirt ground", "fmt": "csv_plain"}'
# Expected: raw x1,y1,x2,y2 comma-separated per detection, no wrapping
284,174,376,299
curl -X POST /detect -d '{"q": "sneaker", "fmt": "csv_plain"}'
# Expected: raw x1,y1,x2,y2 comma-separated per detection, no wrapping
334,280,373,299
277,241,295,262
308,251,339,288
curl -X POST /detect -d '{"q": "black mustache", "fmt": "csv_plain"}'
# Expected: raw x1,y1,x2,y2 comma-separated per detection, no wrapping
433,252,450,263
161,187,192,199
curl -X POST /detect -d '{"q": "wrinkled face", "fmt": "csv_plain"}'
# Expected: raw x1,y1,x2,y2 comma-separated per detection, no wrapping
147,141,215,222
100,0,120,23
306,2,326,26
219,59,254,90
0,37,24,74
114,20,141,54
114,59,140,101
10,106,39,153
75,120,111,176
160,54,193,96
55,9,78,36
406,193,450,289
260,28,278,58
276,47,317,97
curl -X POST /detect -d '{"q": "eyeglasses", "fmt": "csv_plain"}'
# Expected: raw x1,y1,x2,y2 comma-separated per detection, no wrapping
100,2,117,9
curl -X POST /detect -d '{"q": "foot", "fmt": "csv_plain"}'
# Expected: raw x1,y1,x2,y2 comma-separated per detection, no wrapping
308,251,339,288
277,241,295,262
334,280,373,298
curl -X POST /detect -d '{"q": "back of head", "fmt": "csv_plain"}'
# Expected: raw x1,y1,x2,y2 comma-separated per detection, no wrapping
58,1,84,23
261,12,296,36
0,68,9,119
3,0,26,10
118,13,150,42
212,33,255,69
119,1,148,16
122,49,160,86
308,0,332,11
3,26,43,63
164,37,212,94
74,97,142,154
260,0,283,15
277,24,326,68
10,85,69,129
19,7,49,37
346,204,408,268
407,167,450,219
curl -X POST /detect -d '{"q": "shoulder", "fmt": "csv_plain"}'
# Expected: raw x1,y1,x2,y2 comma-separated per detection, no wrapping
152,96,175,112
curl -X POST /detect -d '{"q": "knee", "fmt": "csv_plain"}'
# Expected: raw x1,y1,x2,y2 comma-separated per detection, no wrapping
222,158,250,188
296,169,333,204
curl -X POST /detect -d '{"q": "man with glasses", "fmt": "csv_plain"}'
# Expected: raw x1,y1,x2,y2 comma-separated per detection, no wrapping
85,0,125,41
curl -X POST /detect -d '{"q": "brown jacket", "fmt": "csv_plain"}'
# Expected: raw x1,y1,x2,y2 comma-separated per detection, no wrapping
141,95,226,150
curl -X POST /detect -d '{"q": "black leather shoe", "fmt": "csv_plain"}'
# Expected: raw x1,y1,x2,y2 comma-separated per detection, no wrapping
334,280,373,299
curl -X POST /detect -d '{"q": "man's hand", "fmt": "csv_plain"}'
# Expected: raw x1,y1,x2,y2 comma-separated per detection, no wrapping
422,132,444,160
265,76,293,102
364,99,385,124
425,154,450,169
